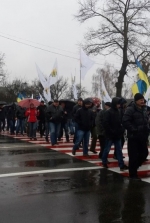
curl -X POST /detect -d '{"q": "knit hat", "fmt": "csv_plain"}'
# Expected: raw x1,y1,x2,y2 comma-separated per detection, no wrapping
105,102,111,107
134,93,144,101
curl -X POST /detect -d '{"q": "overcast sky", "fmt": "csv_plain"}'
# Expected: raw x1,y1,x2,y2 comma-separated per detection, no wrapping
0,0,122,92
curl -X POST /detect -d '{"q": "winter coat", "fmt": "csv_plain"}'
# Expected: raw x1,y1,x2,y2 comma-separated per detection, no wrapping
37,105,47,121
103,97,124,140
95,109,105,136
45,104,63,123
25,108,38,122
122,102,149,139
16,107,26,119
7,107,16,120
75,106,94,131
72,104,82,121
0,107,6,120
90,105,99,127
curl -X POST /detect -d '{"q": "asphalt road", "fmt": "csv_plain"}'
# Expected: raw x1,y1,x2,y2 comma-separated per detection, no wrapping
0,135,150,223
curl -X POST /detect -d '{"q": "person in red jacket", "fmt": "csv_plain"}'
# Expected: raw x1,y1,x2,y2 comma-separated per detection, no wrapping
25,103,39,140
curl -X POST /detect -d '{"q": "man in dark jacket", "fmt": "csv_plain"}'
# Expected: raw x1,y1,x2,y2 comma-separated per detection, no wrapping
102,97,128,171
16,106,26,135
0,105,6,133
45,99,63,145
72,98,83,144
37,101,47,138
123,93,149,180
7,104,16,135
72,99,94,156
95,102,111,159
58,102,69,142
89,99,101,154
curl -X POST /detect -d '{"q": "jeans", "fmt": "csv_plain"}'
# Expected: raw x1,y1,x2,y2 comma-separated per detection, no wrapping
9,120,15,134
68,119,74,134
49,122,61,145
102,139,124,168
28,122,37,138
58,123,69,141
73,130,90,155
73,122,79,143
39,120,45,136
16,119,25,134
90,126,97,151
0,119,5,132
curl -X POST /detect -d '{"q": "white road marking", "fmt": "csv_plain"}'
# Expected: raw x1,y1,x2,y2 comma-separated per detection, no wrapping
0,166,101,178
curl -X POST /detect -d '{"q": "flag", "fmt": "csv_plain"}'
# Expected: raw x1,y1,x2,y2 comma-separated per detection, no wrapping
36,64,48,89
50,59,58,86
43,89,51,102
80,49,95,80
72,83,78,100
36,64,51,96
136,59,149,89
38,93,45,102
17,93,24,102
144,86,150,106
31,94,33,99
100,75,111,103
131,79,147,96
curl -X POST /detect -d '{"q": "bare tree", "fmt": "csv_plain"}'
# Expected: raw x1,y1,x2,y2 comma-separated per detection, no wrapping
75,0,150,96
92,64,133,98
50,76,69,100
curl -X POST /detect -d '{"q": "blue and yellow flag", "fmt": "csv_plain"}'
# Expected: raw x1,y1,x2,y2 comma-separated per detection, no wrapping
17,93,24,102
132,79,147,95
132,59,149,96
136,59,149,88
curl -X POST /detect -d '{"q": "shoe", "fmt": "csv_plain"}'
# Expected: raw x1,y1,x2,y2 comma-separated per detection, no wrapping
45,137,49,142
90,149,97,154
120,165,128,171
58,138,61,141
72,150,76,155
34,138,37,141
83,154,90,157
40,134,43,138
66,139,70,142
102,163,108,168
30,138,32,140
113,155,117,160
99,153,102,159
129,176,141,181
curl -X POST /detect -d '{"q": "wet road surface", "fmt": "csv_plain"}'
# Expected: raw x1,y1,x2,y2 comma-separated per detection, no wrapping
0,135,150,223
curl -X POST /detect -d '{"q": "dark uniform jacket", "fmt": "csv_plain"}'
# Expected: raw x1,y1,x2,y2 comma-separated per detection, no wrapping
75,106,94,131
16,107,26,119
103,97,124,140
123,102,149,139
37,105,47,121
72,104,82,121
45,104,63,123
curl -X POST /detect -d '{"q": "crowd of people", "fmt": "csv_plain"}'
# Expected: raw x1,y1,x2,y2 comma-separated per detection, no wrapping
0,92,149,180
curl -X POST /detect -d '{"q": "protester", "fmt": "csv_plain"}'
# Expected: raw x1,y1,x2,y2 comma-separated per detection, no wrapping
45,99,63,146
72,98,94,156
16,106,26,135
25,103,39,140
113,97,127,159
95,102,111,159
90,98,101,154
0,105,6,133
7,104,16,135
58,102,70,142
123,93,149,180
37,101,47,138
72,98,83,144
102,97,128,171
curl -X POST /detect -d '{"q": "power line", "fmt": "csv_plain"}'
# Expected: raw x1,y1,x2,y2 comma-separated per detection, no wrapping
0,33,122,67
0,31,78,56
